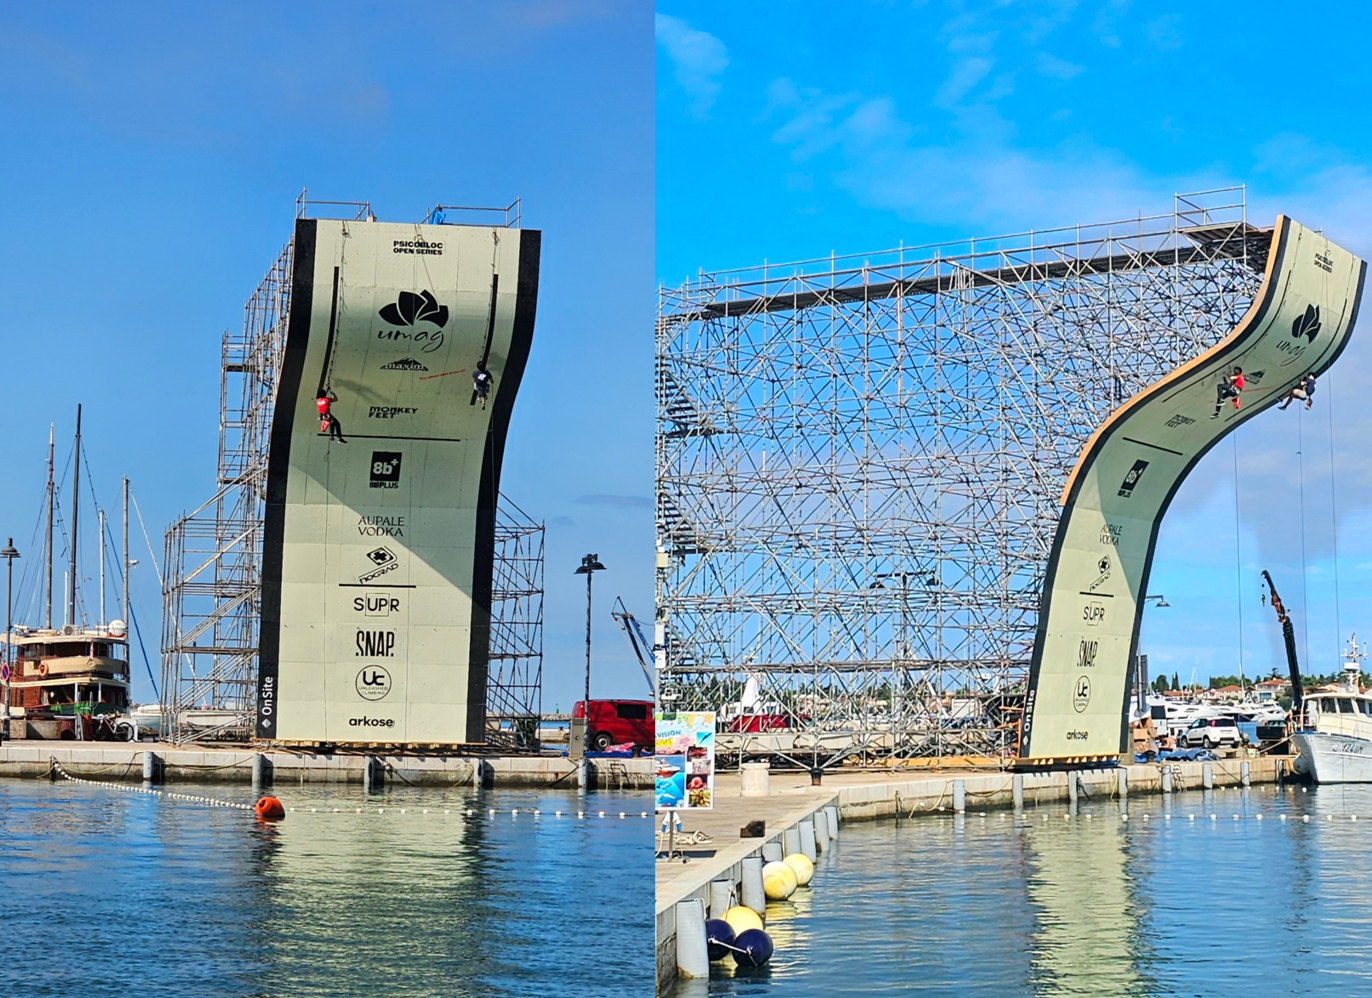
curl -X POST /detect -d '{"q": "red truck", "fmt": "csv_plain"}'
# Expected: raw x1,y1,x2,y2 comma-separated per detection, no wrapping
574,699,653,752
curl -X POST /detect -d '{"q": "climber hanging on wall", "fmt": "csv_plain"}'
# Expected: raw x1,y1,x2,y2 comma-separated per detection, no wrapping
1278,372,1316,411
472,360,494,410
1211,366,1244,418
316,389,347,442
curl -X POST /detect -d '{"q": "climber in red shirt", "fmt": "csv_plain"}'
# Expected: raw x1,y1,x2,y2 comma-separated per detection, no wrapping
1212,366,1244,418
316,390,346,442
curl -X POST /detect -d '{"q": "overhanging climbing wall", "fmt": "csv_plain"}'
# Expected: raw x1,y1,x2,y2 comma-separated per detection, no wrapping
1018,216,1365,765
256,217,539,744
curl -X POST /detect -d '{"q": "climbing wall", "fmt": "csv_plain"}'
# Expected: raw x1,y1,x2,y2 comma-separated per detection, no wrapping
256,217,540,744
1018,216,1365,765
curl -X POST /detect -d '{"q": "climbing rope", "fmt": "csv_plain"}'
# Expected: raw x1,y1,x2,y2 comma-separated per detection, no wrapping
1328,367,1343,654
1297,409,1311,668
1232,435,1245,681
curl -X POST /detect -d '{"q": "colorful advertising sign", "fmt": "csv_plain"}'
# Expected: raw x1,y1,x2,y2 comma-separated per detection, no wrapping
655,711,715,811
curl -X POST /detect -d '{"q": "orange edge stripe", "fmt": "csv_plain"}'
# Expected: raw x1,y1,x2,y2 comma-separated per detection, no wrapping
1056,215,1287,507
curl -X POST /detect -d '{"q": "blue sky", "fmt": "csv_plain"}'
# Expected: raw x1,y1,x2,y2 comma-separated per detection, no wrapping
656,1,1372,685
0,1,653,709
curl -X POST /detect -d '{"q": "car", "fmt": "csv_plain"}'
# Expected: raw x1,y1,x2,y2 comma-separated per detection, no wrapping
573,698,653,752
1180,716,1242,749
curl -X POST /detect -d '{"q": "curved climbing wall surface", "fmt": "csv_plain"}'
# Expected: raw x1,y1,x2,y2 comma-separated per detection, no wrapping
256,218,539,744
1018,216,1365,765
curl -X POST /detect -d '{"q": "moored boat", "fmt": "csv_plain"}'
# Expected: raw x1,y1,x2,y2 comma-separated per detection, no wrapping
1292,636,1372,783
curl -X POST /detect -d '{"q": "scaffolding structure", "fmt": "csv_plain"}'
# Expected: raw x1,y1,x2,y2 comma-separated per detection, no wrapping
655,188,1267,766
486,496,545,748
160,196,544,744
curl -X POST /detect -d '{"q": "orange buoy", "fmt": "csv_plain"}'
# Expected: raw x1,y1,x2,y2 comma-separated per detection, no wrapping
254,795,285,820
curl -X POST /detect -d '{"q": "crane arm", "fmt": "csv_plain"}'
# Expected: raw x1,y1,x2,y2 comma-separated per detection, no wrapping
1261,570,1303,719
611,596,657,698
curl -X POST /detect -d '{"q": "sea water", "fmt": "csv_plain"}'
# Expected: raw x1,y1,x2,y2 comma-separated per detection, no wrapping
674,783,1372,997
0,778,651,998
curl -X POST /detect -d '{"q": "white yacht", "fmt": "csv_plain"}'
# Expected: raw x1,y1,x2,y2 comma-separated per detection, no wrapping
1292,636,1372,783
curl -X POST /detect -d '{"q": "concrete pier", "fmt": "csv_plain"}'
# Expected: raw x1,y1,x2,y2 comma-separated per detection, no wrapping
655,756,1291,993
0,742,652,789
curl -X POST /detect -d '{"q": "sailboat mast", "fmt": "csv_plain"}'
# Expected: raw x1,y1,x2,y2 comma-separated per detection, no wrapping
122,478,129,627
68,404,80,629
44,424,53,629
98,509,105,626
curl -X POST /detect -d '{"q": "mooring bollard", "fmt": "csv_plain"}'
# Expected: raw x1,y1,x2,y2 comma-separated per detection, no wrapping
251,753,270,789
1013,773,1025,810
675,899,709,980
741,857,766,914
1162,767,1173,794
363,756,385,794
813,809,829,851
740,761,770,798
953,779,966,813
799,819,818,862
708,879,733,919
142,750,160,784
824,804,839,839
1203,762,1214,790
1241,760,1251,787
761,840,782,863
783,826,801,857
1118,769,1129,813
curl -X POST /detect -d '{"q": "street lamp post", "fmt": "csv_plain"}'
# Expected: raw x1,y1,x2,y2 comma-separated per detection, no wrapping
1139,595,1169,704
1,538,19,742
574,555,607,748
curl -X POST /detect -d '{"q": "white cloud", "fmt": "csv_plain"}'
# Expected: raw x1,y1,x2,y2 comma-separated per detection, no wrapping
655,13,728,118
1037,52,1085,80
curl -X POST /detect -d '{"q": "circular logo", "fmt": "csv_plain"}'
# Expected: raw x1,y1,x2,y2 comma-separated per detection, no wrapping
1073,676,1092,713
356,666,392,701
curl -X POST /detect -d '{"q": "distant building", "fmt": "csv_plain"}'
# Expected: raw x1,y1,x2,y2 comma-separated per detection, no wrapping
1254,678,1288,703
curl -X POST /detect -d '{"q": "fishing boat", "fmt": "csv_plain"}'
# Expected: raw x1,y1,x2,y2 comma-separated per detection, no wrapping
1260,569,1372,782
1292,636,1372,783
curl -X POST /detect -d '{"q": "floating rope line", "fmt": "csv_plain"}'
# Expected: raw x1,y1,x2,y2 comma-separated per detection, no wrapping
45,761,651,819
48,758,253,810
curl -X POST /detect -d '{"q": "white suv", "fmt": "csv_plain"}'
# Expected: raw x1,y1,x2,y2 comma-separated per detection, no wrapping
1180,716,1241,749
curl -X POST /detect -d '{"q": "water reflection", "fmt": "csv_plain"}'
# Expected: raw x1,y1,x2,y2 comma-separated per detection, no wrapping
683,786,1372,997
0,780,651,998
1020,817,1154,996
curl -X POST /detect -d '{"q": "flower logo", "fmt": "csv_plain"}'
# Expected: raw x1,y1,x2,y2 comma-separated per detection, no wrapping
379,290,449,328
1292,303,1321,343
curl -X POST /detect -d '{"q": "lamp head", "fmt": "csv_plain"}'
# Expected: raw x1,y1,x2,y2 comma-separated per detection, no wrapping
574,553,606,575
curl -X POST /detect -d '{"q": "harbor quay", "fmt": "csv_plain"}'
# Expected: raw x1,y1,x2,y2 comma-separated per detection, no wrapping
0,741,652,790
654,757,1289,993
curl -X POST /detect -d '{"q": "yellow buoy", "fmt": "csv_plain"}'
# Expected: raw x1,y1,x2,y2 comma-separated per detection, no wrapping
762,860,798,900
782,852,814,886
724,905,765,934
